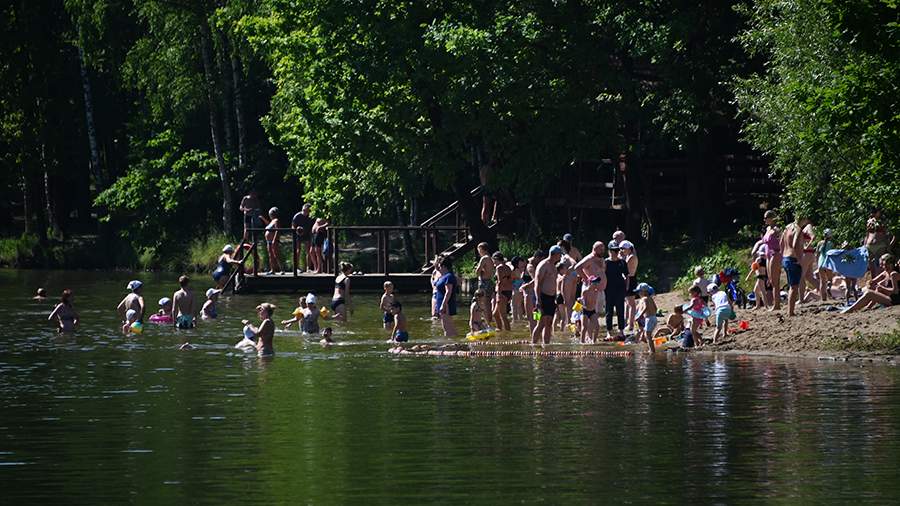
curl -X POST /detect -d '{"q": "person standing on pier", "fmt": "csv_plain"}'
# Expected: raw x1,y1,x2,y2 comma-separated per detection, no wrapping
239,190,262,246
292,203,315,272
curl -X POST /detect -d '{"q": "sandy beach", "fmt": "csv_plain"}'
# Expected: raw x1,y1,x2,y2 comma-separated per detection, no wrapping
653,291,900,361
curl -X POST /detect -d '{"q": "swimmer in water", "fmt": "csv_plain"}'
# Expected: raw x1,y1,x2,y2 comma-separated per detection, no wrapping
117,280,145,324
248,302,276,357
389,301,409,342
48,289,78,333
201,288,222,319
123,308,138,334
172,275,196,329
380,281,395,329
33,288,47,301
320,327,334,346
150,297,173,324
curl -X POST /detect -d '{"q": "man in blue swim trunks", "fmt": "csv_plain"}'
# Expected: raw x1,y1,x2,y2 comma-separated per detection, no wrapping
781,214,811,317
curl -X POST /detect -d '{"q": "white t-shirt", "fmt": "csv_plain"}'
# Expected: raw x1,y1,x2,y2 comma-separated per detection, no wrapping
711,291,730,310
693,277,711,295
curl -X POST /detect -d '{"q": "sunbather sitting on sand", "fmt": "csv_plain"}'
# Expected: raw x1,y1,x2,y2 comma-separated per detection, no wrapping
843,254,900,312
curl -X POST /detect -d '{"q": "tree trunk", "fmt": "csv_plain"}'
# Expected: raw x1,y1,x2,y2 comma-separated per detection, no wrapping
200,20,233,234
77,42,104,190
21,174,30,235
40,141,60,239
217,31,236,156
230,49,247,170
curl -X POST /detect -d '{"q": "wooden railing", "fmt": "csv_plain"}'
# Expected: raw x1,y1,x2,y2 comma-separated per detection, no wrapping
246,225,467,275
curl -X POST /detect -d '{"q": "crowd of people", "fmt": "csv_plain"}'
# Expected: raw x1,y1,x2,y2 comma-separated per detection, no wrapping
747,209,898,315
40,206,897,357
238,192,331,276
427,231,671,351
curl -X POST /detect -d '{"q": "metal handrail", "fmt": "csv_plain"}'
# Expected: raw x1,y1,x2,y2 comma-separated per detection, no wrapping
419,186,483,227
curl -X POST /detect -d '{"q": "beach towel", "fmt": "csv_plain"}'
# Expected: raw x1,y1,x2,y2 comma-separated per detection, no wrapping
823,247,868,279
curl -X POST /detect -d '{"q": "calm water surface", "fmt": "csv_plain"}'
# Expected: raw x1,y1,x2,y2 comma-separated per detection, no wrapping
1,269,899,504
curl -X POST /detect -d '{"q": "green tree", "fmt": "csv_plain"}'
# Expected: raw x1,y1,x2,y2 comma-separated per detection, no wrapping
734,0,900,240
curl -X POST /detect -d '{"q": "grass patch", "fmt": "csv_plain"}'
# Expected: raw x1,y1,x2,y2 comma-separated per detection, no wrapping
186,232,233,273
671,240,753,296
0,234,40,267
823,327,900,354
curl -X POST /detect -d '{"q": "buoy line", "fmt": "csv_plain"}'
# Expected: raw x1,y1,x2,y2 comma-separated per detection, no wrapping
388,346,633,357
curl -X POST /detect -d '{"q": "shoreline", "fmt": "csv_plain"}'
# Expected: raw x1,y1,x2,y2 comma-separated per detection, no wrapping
652,291,900,363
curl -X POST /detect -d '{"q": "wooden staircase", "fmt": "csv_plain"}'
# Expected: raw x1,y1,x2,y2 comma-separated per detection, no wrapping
418,186,524,273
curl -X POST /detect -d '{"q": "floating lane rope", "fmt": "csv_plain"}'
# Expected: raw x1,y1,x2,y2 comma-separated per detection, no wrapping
388,346,633,357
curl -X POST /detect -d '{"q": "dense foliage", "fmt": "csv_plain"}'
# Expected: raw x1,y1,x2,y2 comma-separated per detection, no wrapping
0,0,896,267
734,0,900,240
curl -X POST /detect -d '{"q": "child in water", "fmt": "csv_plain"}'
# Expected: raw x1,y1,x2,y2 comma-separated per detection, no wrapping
123,309,139,334
282,293,328,334
380,281,395,328
150,297,174,324
634,283,658,353
469,289,488,333
201,288,222,319
320,327,334,346
389,301,408,342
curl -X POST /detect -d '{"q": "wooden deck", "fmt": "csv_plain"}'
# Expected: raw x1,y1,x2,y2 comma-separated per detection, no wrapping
235,272,433,294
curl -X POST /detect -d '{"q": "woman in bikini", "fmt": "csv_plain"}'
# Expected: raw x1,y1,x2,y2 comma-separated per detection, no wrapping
260,207,283,275
48,289,79,333
331,262,353,321
761,210,782,310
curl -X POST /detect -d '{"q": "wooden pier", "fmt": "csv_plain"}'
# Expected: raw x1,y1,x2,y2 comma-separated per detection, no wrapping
236,271,432,294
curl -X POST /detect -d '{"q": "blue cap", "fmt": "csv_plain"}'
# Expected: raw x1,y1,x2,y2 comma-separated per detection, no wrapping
635,282,654,295
607,240,620,250
158,297,171,307
549,245,564,255
127,280,143,291
563,233,574,242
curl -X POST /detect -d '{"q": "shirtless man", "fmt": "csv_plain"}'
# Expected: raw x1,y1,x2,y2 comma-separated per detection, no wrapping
475,242,496,324
117,280,145,323
492,252,512,331
573,241,608,312
781,215,811,316
172,275,196,329
292,203,315,271
239,190,262,245
532,245,564,346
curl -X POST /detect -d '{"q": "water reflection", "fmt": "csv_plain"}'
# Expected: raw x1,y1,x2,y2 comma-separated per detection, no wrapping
0,269,899,503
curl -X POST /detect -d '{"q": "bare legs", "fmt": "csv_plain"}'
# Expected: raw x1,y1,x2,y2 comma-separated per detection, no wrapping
770,252,782,310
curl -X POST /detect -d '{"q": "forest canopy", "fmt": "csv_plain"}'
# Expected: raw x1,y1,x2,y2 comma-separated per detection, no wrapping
0,0,896,267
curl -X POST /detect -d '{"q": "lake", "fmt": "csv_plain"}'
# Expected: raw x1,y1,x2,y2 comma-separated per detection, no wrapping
1,269,899,504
